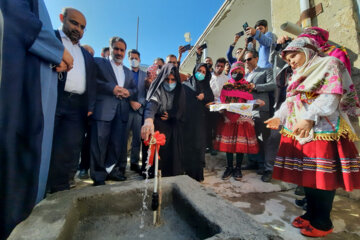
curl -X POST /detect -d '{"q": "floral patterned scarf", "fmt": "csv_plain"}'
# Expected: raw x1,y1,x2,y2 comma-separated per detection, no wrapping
281,37,360,135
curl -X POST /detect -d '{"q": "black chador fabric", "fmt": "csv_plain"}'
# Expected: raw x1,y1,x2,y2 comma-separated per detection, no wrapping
182,64,214,181
0,1,43,239
145,63,186,176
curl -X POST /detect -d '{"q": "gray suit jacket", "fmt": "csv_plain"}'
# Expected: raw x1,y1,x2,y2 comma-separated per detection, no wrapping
93,57,137,121
134,69,147,115
246,67,275,115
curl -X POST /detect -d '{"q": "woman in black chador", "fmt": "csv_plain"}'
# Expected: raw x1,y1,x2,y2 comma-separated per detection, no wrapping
182,63,214,181
141,63,186,177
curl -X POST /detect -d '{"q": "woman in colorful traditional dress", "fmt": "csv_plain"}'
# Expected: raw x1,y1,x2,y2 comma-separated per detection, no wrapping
214,61,263,180
265,37,360,237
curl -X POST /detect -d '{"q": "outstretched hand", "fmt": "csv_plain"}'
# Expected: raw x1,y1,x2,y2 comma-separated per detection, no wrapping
141,119,155,141
264,118,281,130
255,99,265,107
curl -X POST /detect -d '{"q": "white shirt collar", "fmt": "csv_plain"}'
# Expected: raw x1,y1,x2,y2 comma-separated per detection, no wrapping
58,29,81,46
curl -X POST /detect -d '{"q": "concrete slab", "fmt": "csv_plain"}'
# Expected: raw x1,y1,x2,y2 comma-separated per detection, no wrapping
9,175,280,240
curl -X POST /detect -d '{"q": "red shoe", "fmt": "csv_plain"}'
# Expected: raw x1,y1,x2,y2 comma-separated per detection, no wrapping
292,216,310,228
300,224,333,237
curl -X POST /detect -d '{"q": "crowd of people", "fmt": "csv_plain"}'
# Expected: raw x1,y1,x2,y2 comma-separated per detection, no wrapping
1,2,360,239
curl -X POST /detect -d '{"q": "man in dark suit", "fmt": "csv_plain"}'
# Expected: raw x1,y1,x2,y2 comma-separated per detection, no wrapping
47,8,96,193
243,50,275,181
90,37,137,186
123,49,147,173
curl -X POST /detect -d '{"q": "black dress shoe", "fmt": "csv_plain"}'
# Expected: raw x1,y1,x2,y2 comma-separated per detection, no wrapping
241,164,258,170
261,171,272,182
108,169,127,181
222,167,233,180
130,164,140,173
232,167,243,181
78,169,89,179
93,181,106,186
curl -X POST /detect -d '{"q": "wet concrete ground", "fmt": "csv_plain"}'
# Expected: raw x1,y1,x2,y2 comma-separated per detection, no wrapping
73,152,360,240
202,153,360,240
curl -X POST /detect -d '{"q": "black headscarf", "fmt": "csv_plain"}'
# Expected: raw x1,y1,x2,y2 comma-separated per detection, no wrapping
146,63,185,120
184,63,211,94
183,63,214,104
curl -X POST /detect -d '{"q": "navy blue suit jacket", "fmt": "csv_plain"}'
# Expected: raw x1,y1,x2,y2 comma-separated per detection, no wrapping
54,30,97,112
93,57,137,121
133,69,146,115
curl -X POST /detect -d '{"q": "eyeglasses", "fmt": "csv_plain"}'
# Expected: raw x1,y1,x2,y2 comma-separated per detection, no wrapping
245,57,253,62
168,61,177,64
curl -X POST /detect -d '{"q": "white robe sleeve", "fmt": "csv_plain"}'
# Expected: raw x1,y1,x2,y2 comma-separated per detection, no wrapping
273,101,288,124
301,94,340,124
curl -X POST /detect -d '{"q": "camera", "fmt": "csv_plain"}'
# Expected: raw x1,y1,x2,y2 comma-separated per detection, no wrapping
275,39,292,51
182,44,192,51
246,36,253,43
199,43,207,50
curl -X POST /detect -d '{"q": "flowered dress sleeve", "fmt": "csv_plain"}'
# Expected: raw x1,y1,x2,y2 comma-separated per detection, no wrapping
274,101,288,125
301,94,340,124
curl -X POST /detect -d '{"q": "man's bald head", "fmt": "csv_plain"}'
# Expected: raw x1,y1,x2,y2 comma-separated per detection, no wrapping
61,7,85,20
60,8,86,44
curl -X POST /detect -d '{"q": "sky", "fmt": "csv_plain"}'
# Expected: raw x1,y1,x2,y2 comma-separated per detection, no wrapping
44,0,225,68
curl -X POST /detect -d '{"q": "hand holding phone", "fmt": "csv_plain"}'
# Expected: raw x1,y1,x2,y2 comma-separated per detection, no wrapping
182,44,192,51
243,22,249,31
236,31,244,37
199,43,207,50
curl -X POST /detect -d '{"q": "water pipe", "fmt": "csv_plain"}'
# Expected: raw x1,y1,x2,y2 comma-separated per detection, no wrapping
300,0,311,28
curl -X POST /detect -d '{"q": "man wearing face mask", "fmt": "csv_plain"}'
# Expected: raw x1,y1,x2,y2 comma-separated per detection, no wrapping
47,8,96,193
90,37,137,186
122,49,147,174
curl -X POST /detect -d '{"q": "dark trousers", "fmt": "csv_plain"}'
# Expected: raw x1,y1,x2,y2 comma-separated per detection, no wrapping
79,118,92,171
302,187,336,231
123,109,143,166
206,110,219,151
90,104,127,182
248,111,271,169
264,129,281,171
48,92,87,192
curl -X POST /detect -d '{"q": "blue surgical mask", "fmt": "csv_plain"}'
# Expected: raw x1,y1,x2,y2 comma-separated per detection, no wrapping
195,72,205,81
163,82,177,92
